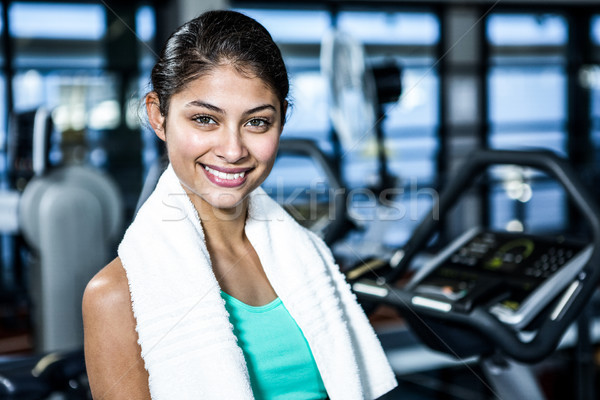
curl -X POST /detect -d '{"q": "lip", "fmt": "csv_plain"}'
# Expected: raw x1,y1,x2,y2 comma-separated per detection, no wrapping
201,163,252,188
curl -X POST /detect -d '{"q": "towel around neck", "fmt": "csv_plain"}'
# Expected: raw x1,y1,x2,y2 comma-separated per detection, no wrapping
118,164,397,399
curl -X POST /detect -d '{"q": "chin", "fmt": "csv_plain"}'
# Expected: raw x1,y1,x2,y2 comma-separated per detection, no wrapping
202,193,249,213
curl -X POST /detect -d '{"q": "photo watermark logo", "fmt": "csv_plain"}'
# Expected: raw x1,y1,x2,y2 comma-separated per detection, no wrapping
160,176,440,225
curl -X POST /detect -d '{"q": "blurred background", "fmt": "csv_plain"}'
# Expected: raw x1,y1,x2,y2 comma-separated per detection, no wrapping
0,0,600,398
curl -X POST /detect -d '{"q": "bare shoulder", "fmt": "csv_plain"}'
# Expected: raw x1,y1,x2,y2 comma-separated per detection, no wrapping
83,257,130,313
83,257,151,400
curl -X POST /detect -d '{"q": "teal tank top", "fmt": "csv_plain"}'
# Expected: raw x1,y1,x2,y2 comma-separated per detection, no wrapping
221,291,328,400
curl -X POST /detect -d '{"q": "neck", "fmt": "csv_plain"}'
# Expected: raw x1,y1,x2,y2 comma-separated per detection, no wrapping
190,194,249,249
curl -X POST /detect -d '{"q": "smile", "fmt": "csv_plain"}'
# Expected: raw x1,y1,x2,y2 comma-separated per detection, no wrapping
202,164,251,188
204,165,246,180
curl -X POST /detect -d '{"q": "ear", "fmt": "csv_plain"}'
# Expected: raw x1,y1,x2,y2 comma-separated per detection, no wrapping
146,92,166,141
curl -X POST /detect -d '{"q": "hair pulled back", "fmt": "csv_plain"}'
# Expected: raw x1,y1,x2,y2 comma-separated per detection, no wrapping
150,10,289,123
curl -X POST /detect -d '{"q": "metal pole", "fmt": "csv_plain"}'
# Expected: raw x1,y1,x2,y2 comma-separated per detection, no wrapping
481,355,546,400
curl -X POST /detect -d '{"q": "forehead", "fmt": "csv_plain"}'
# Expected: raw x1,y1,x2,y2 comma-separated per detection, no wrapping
172,64,279,108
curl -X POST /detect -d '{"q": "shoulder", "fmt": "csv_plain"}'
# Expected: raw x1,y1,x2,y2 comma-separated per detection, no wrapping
83,257,151,399
83,257,131,317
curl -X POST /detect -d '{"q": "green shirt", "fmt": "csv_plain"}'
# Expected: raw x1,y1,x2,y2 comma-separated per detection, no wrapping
221,291,328,400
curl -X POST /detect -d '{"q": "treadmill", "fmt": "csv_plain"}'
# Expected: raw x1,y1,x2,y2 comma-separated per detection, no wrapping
351,149,600,400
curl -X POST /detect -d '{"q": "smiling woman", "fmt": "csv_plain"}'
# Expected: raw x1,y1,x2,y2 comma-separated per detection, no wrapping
82,10,396,400
147,64,284,212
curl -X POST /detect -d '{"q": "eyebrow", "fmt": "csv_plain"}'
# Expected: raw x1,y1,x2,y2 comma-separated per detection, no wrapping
244,104,277,116
185,101,224,113
185,101,277,116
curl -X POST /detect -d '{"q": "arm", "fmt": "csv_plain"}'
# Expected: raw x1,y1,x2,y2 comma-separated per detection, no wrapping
82,257,151,400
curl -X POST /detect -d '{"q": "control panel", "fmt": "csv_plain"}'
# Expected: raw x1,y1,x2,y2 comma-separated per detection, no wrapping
408,228,592,329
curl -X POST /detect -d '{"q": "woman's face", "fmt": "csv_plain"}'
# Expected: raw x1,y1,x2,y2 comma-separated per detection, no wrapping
148,64,284,214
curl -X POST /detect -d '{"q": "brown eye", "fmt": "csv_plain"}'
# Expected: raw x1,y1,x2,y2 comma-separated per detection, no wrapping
194,115,216,125
245,118,271,129
248,119,264,127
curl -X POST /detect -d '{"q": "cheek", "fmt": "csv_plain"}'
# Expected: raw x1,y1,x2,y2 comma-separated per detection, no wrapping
167,130,210,160
252,136,280,164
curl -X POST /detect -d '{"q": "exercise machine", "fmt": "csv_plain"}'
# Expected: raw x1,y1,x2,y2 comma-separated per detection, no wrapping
351,149,600,399
0,349,89,399
19,164,122,352
4,106,124,353
0,107,122,398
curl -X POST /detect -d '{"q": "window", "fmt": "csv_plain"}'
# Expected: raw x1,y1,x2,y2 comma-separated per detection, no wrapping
590,16,600,165
336,11,439,188
135,5,158,178
10,2,106,69
487,13,567,154
136,5,156,72
0,2,5,183
486,13,568,233
9,2,113,172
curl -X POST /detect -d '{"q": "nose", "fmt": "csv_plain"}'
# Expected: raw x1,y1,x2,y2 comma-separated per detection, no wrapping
214,127,248,164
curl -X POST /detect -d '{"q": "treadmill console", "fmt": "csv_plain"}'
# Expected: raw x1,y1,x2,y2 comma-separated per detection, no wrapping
408,229,592,329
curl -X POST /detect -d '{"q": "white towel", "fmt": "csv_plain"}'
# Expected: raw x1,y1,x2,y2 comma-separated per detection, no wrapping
119,164,397,400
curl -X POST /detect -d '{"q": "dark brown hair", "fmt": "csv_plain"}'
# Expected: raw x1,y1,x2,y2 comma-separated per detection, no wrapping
150,10,289,123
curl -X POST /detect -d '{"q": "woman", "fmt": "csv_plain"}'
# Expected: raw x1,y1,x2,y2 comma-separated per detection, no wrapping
83,10,397,400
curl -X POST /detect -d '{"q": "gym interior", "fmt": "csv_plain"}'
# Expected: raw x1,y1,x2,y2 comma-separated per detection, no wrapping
1,0,600,398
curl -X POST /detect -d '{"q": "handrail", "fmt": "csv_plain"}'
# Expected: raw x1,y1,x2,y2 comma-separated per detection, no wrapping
357,149,600,362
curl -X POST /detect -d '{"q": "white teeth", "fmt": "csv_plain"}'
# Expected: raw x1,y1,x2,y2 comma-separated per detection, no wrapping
204,165,246,181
